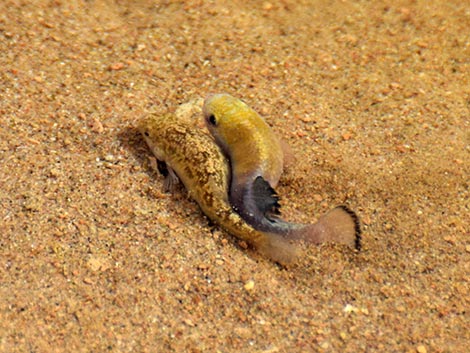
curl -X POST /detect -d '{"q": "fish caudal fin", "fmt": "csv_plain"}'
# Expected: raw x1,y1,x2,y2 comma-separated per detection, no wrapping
257,233,299,266
294,206,362,250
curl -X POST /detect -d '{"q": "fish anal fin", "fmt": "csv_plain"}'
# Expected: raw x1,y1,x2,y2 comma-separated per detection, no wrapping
252,176,282,219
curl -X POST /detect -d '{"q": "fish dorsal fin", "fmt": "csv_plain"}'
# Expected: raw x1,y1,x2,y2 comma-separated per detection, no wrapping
252,176,281,219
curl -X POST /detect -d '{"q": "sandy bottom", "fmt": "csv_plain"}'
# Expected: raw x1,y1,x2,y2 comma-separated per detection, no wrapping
1,1,469,352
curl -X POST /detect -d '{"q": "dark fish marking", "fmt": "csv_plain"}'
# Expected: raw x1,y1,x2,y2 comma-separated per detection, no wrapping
335,205,362,251
157,160,168,177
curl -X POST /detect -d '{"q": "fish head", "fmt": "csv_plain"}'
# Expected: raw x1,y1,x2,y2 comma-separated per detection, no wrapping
202,93,259,156
137,114,173,161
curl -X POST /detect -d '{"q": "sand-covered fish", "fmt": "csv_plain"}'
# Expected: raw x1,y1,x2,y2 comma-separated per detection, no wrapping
203,93,361,250
138,113,298,265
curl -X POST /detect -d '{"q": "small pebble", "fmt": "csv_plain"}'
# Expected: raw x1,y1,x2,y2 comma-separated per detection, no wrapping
244,280,255,291
417,345,427,353
109,62,125,70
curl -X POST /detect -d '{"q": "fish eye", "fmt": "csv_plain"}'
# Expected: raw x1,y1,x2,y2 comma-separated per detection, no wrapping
208,114,217,126
144,131,149,137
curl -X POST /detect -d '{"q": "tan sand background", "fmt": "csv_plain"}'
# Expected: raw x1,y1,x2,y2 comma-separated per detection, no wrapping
1,1,469,352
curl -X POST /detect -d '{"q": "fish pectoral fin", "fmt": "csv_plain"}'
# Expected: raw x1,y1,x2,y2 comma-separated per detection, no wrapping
252,176,282,219
158,161,180,193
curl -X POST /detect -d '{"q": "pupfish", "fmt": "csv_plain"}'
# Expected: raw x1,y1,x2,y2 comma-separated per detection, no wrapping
138,112,298,265
203,93,361,250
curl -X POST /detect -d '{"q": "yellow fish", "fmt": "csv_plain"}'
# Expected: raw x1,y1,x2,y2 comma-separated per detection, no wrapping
203,93,361,250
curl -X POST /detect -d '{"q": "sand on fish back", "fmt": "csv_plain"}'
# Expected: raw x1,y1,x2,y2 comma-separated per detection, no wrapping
1,1,468,352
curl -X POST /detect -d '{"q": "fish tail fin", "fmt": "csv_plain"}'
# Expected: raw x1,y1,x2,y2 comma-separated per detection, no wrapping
293,206,362,250
256,233,299,266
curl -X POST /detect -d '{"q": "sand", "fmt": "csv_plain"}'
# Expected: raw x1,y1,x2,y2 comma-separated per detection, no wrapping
1,1,469,352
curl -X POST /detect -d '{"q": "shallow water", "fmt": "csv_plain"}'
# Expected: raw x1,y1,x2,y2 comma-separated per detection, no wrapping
1,1,468,352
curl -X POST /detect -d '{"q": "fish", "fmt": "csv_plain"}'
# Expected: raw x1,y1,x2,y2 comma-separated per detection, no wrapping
203,93,361,250
138,112,298,265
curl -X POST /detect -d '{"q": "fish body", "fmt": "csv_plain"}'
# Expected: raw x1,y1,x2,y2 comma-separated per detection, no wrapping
138,113,298,264
203,94,361,250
